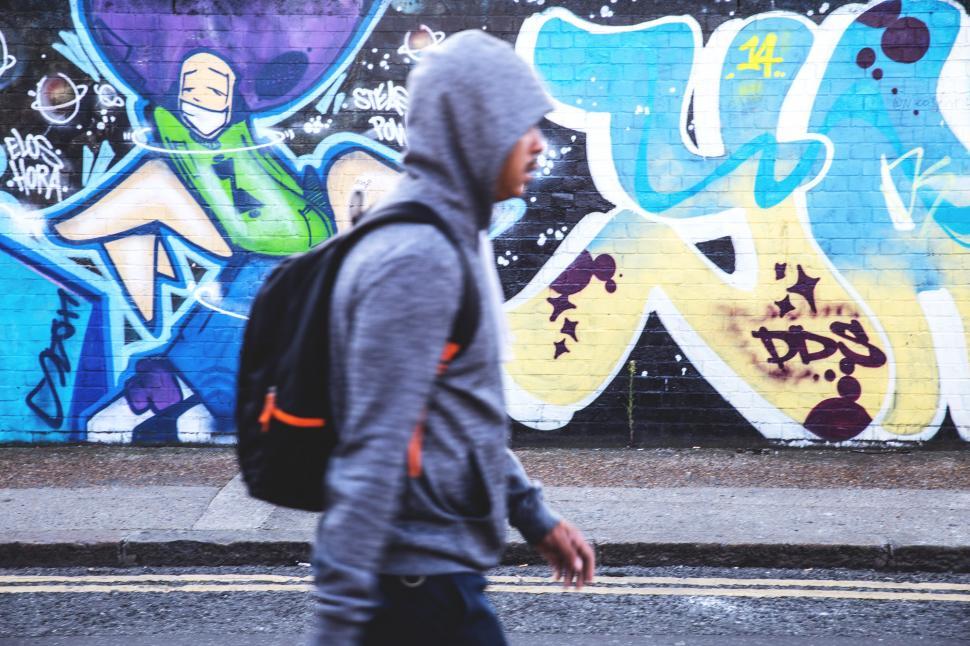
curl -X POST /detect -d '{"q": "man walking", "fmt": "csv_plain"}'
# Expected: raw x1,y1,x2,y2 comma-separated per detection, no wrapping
311,30,595,645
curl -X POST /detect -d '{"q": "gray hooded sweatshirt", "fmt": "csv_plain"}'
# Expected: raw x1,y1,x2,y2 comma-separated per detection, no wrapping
310,31,559,644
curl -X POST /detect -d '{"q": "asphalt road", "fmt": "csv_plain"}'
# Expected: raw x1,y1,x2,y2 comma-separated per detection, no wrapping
1,565,968,645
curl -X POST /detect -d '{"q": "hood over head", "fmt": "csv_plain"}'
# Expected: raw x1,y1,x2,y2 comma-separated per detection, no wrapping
387,30,553,243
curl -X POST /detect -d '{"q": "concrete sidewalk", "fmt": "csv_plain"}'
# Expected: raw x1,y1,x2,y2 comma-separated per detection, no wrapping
1,447,968,571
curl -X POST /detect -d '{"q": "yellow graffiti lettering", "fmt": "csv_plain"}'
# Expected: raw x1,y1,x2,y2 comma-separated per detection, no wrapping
737,33,783,79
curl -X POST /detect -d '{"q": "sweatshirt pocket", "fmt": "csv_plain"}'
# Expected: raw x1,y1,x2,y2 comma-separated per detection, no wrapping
403,442,494,523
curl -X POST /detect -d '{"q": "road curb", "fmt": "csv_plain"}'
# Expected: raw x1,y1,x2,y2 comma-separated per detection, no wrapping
505,542,970,573
3,536,969,572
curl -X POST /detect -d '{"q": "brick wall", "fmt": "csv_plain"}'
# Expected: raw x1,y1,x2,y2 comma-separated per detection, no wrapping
0,0,967,447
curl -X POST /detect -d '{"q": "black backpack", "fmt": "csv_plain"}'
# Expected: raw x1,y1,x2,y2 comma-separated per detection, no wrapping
235,202,479,511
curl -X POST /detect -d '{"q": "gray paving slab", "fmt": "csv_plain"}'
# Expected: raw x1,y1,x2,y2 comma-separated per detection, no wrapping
542,487,970,547
261,505,320,532
193,475,277,531
1,483,969,570
8,484,970,548
0,486,219,531
204,483,970,548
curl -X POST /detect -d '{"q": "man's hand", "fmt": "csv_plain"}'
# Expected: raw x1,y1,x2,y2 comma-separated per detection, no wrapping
536,520,595,589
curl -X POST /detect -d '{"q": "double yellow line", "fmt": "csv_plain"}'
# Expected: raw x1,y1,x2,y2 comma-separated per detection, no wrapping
1,574,969,602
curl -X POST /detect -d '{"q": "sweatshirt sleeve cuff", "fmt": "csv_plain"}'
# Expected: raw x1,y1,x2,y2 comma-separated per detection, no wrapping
511,487,562,545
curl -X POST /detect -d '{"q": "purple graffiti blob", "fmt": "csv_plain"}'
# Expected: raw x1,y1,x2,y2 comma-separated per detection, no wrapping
856,47,876,69
124,358,182,415
804,396,871,441
551,251,617,295
837,375,862,399
786,265,820,314
83,0,371,112
561,318,578,342
553,339,570,360
857,0,901,29
855,1,930,66
774,295,795,318
804,376,871,441
547,251,617,322
882,17,930,64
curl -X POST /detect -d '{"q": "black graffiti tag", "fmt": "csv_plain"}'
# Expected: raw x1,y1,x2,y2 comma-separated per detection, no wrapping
751,318,887,371
828,319,888,368
25,289,80,428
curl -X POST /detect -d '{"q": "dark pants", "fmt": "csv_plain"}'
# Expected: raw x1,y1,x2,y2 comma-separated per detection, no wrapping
362,573,508,646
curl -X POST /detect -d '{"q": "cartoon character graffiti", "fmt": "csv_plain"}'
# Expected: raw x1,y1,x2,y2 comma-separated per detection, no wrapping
39,0,391,442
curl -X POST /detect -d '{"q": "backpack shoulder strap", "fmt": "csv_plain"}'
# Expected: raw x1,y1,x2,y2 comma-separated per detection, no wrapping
348,202,480,361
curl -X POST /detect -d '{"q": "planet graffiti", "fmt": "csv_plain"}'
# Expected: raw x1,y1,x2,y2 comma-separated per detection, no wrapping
28,73,89,125
398,24,447,61
0,30,16,78
94,83,124,108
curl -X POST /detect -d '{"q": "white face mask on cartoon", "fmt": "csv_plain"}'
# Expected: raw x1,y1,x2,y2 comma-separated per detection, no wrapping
178,52,235,140
180,100,229,139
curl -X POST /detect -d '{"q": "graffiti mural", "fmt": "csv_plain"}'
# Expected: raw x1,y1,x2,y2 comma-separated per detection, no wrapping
0,0,967,446
505,0,970,444
0,0,398,443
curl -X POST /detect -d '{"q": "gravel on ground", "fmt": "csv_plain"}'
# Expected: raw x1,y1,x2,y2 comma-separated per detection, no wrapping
1,445,966,490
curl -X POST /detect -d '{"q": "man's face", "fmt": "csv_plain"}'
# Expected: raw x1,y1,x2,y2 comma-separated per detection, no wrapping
179,52,235,138
495,126,546,201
